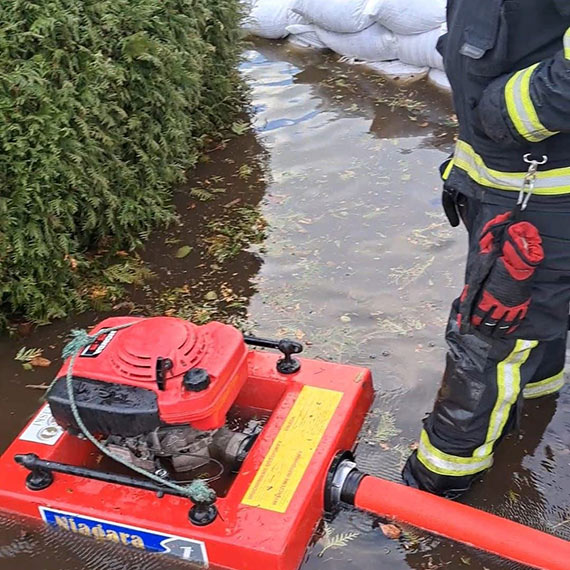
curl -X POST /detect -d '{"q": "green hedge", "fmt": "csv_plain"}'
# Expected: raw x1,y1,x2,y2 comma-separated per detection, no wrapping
0,0,244,323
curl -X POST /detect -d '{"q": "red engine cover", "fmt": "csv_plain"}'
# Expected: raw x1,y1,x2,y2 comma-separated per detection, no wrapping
56,316,249,430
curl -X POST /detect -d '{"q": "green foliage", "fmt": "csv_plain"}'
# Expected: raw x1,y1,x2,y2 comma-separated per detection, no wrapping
102,260,155,285
0,0,244,324
190,187,215,202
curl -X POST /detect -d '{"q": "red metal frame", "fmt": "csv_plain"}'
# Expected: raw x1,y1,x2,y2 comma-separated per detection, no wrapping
0,351,374,570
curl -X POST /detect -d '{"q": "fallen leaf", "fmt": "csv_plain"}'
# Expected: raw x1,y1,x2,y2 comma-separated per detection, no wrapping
204,291,218,301
419,122,429,128
340,315,351,323
25,383,50,390
175,245,193,259
30,356,51,368
380,523,402,539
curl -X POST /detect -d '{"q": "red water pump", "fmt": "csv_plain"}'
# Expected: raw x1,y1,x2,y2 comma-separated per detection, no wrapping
51,316,251,430
47,316,272,475
1,316,570,570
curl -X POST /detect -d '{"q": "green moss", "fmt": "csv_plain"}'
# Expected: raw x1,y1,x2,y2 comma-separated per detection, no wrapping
0,0,245,324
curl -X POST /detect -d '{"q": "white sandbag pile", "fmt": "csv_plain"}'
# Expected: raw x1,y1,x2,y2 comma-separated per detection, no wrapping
242,0,451,90
397,27,444,70
286,24,327,49
364,60,429,83
291,0,381,33
375,0,446,34
242,0,303,39
315,24,398,62
428,68,452,91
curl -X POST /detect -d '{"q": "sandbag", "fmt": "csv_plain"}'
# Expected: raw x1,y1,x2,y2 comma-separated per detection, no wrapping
376,0,446,34
286,24,328,49
291,0,383,33
363,60,429,83
428,68,452,92
316,24,397,62
242,0,303,39
397,28,444,70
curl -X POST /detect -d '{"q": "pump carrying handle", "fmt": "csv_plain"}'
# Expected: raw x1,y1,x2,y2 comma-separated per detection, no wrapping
243,335,303,374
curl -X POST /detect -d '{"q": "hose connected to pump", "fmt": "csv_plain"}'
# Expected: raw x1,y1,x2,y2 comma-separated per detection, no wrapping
327,453,570,570
45,325,215,505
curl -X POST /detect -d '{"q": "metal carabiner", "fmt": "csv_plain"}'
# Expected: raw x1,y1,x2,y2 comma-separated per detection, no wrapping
517,154,548,210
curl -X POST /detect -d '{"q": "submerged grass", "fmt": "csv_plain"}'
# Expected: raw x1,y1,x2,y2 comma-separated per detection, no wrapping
203,207,268,263
151,282,250,328
376,411,402,442
389,256,435,290
318,523,360,557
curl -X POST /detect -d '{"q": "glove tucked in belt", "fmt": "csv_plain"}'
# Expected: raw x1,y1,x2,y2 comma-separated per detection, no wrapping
458,212,544,338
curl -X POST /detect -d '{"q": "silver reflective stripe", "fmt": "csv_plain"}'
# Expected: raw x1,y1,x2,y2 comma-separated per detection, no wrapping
418,447,493,475
417,431,493,477
474,340,537,459
523,371,565,399
453,141,570,194
505,65,558,143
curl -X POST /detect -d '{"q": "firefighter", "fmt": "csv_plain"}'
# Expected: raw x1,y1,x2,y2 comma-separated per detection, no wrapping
402,0,570,497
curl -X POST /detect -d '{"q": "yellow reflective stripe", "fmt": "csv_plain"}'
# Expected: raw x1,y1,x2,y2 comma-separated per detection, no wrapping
442,159,454,180
473,340,538,459
565,28,570,60
417,430,493,477
453,140,570,195
505,64,558,142
523,371,565,399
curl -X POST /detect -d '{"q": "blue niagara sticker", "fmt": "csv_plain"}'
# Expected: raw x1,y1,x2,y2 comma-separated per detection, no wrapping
39,507,209,566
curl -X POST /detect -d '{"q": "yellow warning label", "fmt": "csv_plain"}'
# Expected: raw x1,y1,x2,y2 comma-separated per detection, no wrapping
241,385,343,514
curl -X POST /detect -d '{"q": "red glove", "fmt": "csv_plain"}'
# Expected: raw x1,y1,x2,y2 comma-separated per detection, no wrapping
458,213,544,337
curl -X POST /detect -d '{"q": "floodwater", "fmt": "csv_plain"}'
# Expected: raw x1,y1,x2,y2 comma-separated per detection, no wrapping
1,39,570,570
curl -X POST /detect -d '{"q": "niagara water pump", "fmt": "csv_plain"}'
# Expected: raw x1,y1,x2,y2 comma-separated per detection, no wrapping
0,316,569,570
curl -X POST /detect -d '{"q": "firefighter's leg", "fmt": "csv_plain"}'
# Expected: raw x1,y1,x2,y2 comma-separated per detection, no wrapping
522,335,566,399
402,312,544,497
403,192,570,497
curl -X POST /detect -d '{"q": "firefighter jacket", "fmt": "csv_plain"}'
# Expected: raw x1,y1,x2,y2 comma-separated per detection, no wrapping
440,0,570,196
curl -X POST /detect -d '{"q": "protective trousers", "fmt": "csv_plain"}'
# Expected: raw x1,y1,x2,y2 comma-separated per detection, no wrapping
403,191,570,497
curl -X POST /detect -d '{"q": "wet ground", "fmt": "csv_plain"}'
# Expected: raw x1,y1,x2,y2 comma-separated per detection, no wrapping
1,39,570,570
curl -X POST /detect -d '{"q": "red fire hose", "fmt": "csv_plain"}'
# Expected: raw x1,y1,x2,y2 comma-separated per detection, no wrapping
353,475,570,570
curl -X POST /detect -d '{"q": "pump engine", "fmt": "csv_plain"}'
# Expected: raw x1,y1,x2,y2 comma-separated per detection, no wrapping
47,317,260,475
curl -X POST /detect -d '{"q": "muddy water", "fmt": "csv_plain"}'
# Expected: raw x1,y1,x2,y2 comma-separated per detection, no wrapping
1,39,570,570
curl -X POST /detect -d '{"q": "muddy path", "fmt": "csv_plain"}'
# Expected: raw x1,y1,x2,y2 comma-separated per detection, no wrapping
0,39,569,570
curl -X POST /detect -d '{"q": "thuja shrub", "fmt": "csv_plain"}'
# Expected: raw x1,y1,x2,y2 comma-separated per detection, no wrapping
0,0,244,324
